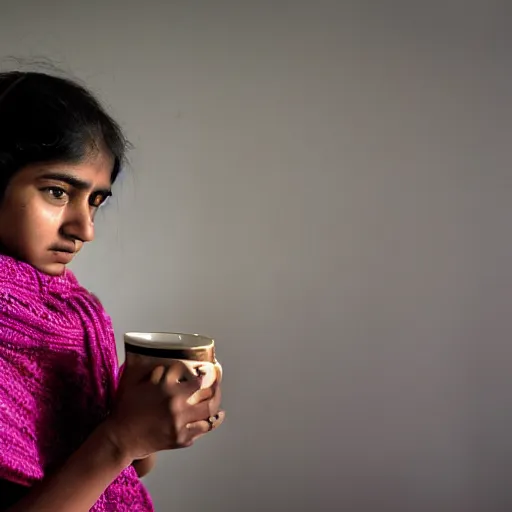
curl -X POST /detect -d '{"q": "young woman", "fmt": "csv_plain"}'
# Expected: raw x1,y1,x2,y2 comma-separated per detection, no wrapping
0,71,224,511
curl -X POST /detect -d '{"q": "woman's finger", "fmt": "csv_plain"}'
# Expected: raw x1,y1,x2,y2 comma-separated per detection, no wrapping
186,410,226,441
150,365,166,385
162,361,200,394
183,397,216,425
187,386,213,406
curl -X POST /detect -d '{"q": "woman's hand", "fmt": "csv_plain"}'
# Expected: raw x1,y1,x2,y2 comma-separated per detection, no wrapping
131,365,224,477
104,361,224,463
186,369,225,443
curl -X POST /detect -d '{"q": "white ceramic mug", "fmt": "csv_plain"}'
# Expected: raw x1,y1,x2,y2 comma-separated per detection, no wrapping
123,332,222,389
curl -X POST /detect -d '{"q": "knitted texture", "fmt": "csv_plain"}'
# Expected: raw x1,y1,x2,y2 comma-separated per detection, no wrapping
0,255,153,511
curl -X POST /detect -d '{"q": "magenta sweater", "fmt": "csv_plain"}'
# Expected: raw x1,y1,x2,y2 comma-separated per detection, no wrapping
0,255,153,511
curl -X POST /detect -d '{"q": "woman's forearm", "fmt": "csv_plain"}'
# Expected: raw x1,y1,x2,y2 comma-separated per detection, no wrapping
7,422,132,512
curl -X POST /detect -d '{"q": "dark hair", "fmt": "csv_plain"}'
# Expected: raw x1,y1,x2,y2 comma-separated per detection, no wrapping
0,71,129,194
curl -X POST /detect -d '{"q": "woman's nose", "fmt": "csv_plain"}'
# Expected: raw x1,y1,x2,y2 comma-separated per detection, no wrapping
61,204,95,243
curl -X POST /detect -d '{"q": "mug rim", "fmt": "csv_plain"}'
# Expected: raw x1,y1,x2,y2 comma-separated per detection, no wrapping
124,331,214,350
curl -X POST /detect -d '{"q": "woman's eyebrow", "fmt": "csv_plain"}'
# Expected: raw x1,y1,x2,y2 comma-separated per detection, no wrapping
38,172,112,194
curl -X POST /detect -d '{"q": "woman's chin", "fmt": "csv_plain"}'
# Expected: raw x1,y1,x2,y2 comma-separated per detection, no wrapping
32,260,67,276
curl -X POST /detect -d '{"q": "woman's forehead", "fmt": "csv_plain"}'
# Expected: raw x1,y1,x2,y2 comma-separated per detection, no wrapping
16,153,115,187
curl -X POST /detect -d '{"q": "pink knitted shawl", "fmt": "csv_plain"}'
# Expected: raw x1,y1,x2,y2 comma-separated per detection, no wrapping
0,255,153,511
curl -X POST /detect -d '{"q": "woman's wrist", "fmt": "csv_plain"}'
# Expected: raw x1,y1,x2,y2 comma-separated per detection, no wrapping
94,419,135,471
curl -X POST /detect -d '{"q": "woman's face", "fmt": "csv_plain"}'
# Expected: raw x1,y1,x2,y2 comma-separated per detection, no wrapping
0,151,114,276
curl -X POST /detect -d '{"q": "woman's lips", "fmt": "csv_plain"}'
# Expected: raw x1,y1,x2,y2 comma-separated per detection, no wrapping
51,250,75,264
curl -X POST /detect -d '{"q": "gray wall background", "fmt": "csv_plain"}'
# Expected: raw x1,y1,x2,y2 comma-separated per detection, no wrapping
1,1,511,511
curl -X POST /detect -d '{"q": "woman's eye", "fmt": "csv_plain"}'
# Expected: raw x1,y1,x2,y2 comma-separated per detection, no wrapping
44,187,68,202
90,193,108,208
